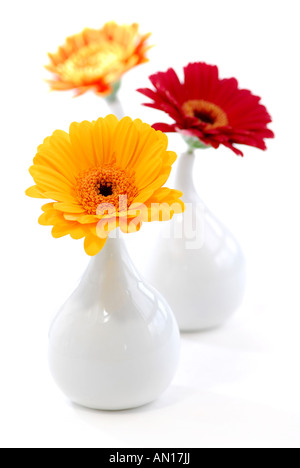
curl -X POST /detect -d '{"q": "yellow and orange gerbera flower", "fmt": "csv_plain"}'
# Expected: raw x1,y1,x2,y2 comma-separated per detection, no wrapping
26,115,184,256
46,22,151,97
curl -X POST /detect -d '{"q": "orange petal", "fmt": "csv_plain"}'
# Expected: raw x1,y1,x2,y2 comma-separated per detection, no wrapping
29,165,73,194
25,186,46,198
41,203,55,212
132,188,155,204
95,218,119,239
69,121,100,168
112,117,140,168
34,130,80,181
43,191,76,203
53,202,86,213
119,218,143,234
64,213,97,224
141,170,172,193
90,116,117,166
84,234,107,256
163,151,177,166
52,223,78,238
39,210,60,226
47,80,75,90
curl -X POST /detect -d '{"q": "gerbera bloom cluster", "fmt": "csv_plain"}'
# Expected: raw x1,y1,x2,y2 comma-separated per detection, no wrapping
26,115,184,256
46,22,151,97
138,62,274,156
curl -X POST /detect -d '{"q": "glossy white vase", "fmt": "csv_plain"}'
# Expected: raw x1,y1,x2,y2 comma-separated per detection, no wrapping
146,152,246,332
48,234,180,410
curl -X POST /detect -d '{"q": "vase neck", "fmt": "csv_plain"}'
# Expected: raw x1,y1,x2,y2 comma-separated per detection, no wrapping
98,232,124,261
175,151,197,201
83,232,135,287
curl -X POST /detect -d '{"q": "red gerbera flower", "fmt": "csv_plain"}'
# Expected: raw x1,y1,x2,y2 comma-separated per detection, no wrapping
138,62,274,156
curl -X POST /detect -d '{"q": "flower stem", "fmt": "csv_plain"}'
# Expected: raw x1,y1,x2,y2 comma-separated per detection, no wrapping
105,81,122,103
183,135,211,152
106,96,125,120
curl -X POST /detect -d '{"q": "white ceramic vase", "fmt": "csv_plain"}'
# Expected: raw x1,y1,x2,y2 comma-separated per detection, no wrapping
48,233,180,410
146,151,246,332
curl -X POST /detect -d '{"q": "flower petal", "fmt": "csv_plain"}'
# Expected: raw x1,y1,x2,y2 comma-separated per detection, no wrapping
84,234,107,256
25,186,46,198
53,202,86,213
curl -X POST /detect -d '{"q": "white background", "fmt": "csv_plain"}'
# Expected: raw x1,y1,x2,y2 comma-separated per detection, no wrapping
1,0,300,448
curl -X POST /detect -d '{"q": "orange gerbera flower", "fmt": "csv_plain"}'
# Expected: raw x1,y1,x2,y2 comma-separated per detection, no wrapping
26,115,184,256
46,22,151,97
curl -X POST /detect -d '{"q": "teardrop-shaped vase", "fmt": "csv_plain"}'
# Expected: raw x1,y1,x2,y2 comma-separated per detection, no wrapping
49,234,180,410
146,152,246,332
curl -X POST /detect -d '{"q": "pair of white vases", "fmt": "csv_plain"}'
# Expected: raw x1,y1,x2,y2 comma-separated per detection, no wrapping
49,152,246,410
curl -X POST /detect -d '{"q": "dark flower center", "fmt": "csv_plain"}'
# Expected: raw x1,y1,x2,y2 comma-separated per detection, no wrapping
99,182,113,197
182,99,229,129
76,165,138,215
193,110,215,125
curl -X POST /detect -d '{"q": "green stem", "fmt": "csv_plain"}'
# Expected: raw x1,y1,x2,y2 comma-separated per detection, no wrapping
105,81,122,103
182,135,211,152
